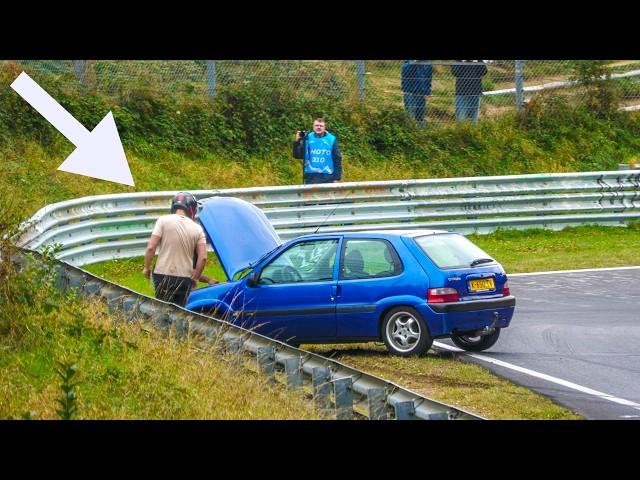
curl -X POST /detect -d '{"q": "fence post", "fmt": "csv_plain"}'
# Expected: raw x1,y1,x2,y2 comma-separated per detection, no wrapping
356,61,366,101
207,60,217,98
515,60,525,112
73,60,86,86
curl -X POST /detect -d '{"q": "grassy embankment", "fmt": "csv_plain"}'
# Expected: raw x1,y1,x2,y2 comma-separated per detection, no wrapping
0,247,323,420
2,59,640,419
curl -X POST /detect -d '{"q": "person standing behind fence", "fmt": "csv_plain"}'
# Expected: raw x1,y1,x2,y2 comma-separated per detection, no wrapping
293,117,342,184
401,60,433,127
451,60,488,123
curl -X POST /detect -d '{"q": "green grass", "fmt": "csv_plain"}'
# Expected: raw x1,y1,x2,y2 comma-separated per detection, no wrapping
0,253,322,420
468,223,640,273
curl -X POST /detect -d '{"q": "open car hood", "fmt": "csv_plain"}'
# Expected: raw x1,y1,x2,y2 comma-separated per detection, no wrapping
198,196,282,280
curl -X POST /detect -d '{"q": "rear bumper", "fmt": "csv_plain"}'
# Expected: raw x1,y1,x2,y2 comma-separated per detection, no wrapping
417,298,515,337
428,295,516,313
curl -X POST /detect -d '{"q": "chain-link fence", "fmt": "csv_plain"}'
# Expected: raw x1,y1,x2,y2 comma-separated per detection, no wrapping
9,60,640,124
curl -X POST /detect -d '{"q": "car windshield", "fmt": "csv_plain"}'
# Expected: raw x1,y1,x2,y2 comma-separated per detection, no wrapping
414,233,494,269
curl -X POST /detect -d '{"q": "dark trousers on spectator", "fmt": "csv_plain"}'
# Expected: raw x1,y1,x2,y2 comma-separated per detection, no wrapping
455,95,481,122
152,273,192,307
403,93,426,127
304,173,336,184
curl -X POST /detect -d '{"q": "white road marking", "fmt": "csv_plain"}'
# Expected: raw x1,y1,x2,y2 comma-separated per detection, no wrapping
433,341,640,410
509,266,640,277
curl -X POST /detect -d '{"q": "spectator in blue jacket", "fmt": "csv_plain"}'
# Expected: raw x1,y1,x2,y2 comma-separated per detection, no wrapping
401,60,433,127
292,117,342,184
451,60,488,123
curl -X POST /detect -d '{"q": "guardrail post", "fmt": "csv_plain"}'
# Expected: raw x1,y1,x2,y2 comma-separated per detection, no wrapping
83,280,103,297
175,314,191,337
394,401,416,420
257,346,276,382
153,311,171,331
284,356,303,388
312,367,332,411
67,270,85,291
332,377,354,420
367,387,388,420
54,264,68,292
121,296,140,321
223,336,243,354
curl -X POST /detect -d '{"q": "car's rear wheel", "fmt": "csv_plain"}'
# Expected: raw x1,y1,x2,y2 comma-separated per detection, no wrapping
382,307,433,356
450,328,501,352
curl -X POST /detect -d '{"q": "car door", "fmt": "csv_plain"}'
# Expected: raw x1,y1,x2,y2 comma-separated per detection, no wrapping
336,238,405,338
241,238,340,342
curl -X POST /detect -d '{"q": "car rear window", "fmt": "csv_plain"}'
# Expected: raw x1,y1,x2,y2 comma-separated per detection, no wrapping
414,233,493,269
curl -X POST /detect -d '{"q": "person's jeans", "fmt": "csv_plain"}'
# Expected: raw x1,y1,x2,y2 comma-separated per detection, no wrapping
455,95,481,122
403,93,426,127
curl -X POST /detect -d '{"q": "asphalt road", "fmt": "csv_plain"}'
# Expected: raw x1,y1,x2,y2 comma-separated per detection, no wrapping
437,267,640,420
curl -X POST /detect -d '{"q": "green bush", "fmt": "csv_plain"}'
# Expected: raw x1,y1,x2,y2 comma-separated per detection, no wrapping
3,60,640,181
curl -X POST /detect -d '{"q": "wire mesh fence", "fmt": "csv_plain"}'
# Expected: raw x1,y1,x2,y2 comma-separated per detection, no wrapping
8,60,640,124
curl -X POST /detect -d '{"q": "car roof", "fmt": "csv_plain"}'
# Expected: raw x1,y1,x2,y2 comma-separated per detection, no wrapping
296,229,451,240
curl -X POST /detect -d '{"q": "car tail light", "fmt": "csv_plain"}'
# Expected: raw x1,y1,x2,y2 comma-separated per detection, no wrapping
428,287,459,303
502,281,510,296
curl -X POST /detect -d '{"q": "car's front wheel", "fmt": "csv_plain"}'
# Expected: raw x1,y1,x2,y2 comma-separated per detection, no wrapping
382,307,433,356
450,328,501,352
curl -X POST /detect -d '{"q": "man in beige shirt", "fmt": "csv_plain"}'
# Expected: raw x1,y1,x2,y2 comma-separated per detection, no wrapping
143,192,214,306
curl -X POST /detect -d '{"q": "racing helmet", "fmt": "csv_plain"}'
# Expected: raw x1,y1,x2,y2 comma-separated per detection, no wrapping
170,192,198,219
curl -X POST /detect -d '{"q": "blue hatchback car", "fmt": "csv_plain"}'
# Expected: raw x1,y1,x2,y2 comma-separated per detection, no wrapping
186,197,516,356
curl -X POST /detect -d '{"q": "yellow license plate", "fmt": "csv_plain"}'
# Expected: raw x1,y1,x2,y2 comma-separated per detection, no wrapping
469,278,495,292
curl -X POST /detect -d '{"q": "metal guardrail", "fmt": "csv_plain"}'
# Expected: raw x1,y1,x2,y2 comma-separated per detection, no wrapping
13,250,481,420
17,171,640,267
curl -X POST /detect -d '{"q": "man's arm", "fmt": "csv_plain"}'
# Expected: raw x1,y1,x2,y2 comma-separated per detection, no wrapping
191,242,207,286
143,234,161,278
198,274,219,285
332,138,342,182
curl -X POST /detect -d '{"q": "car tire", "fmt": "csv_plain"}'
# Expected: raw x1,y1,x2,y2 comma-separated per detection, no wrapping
450,328,501,352
381,306,433,356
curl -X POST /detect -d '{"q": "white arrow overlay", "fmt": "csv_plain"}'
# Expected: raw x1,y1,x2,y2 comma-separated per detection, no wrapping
10,71,135,186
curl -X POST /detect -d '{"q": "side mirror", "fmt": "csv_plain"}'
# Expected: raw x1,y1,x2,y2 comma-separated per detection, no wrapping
246,272,259,287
